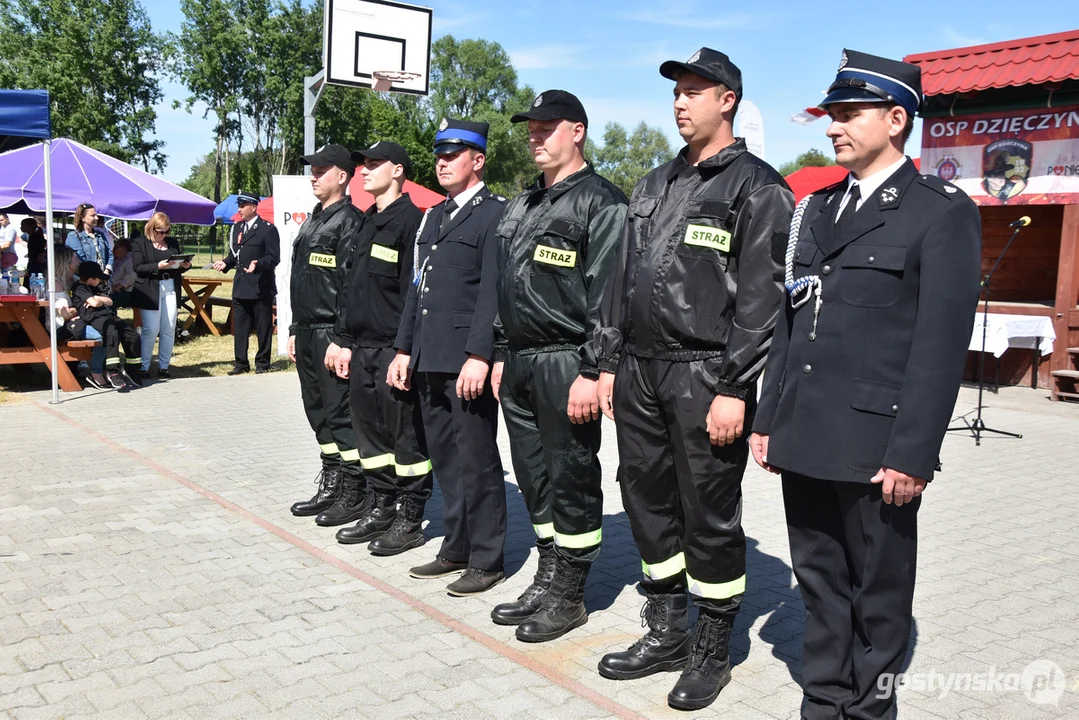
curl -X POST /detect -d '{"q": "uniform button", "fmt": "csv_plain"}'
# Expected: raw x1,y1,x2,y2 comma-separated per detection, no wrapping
427,264,433,270
432,244,438,250
422,309,428,316
802,364,812,374
822,264,832,275
867,255,875,264
423,287,430,293
891,404,899,413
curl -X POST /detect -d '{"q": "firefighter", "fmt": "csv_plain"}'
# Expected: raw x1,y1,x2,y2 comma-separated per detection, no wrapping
331,141,433,557
287,144,367,529
595,48,794,711
488,90,627,642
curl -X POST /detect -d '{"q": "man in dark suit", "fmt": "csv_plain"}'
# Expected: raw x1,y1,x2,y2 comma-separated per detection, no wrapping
750,50,982,720
213,192,280,374
389,118,508,597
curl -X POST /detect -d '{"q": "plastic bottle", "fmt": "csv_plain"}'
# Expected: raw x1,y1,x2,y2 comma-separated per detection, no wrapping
36,273,47,300
0,271,9,295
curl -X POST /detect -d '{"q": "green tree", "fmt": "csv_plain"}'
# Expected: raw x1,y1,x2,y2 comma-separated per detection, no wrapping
590,121,675,196
777,148,835,177
0,0,166,170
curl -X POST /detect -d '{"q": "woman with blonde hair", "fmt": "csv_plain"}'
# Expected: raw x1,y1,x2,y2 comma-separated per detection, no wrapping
131,212,190,380
65,203,112,275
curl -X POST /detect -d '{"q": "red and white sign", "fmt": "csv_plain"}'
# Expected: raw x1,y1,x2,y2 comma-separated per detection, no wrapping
922,106,1079,205
272,175,318,356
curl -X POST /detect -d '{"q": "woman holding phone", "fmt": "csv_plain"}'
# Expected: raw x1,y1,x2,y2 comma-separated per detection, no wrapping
132,212,190,379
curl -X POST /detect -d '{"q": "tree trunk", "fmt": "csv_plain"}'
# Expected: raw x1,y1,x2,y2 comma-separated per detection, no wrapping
210,120,224,249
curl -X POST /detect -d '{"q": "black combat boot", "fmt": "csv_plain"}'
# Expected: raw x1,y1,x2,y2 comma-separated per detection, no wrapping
336,491,396,544
289,458,343,516
314,465,368,526
490,540,556,626
515,553,590,642
368,493,426,556
597,590,691,680
666,609,733,711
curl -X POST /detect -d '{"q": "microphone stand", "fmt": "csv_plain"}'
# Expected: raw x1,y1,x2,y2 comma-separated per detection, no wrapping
947,221,1026,446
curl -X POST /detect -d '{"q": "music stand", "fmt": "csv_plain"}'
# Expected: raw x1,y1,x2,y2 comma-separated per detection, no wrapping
947,221,1027,446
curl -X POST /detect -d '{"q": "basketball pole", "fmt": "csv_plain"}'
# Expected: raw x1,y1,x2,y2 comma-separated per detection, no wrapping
303,70,326,177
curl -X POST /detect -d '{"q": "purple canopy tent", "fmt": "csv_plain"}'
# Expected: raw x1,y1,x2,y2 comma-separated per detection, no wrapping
0,138,216,225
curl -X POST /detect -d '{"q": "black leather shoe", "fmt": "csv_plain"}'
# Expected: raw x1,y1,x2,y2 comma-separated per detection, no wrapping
290,461,343,517
255,367,270,374
410,556,468,579
667,611,733,711
315,468,368,526
157,368,171,380
516,555,590,642
227,366,249,376
598,591,691,680
446,568,505,597
491,541,556,626
368,493,426,556
336,491,396,544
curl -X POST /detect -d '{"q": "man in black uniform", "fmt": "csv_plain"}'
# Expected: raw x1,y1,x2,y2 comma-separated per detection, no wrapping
388,118,507,597
750,51,981,720
286,144,367,529
488,90,627,641
213,192,280,375
330,141,433,556
595,48,793,711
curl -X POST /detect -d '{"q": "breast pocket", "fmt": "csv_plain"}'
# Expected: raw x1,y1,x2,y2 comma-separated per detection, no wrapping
368,231,401,278
840,244,906,308
629,197,661,252
791,241,818,281
674,200,734,268
441,232,478,271
531,218,584,280
307,232,339,271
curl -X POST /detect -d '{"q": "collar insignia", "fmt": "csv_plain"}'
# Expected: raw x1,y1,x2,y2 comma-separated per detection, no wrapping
881,186,899,204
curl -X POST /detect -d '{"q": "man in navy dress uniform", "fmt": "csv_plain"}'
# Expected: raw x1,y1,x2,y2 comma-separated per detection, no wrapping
750,50,982,720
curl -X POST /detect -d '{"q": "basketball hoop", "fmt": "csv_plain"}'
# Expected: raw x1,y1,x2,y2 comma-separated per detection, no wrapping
372,70,421,92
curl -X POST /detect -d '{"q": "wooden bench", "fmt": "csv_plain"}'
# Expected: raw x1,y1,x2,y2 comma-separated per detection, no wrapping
63,339,102,364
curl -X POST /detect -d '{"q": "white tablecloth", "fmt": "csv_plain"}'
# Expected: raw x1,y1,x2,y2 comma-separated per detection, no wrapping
968,313,1056,358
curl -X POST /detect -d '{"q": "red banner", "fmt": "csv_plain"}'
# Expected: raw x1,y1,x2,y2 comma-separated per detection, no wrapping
921,106,1079,206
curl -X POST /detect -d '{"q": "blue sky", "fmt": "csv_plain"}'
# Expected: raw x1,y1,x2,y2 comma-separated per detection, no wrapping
146,1,1079,184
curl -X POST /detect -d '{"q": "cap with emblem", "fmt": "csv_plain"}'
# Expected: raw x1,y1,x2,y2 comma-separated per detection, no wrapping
236,191,259,206
821,49,922,117
302,143,356,174
659,47,742,99
433,118,489,155
510,89,588,127
351,141,413,179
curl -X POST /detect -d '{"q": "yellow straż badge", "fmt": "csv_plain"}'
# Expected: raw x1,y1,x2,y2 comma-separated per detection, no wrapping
684,224,731,252
533,245,577,268
370,244,399,263
309,252,336,268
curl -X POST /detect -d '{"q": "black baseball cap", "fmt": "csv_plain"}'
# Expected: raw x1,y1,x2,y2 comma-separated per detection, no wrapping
511,90,589,127
302,143,356,174
660,47,743,99
351,141,413,179
78,261,107,281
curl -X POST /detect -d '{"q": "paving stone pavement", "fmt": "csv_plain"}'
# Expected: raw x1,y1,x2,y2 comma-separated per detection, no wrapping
2,374,1077,719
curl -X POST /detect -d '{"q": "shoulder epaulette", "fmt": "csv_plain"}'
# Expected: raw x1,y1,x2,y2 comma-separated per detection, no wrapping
917,173,960,199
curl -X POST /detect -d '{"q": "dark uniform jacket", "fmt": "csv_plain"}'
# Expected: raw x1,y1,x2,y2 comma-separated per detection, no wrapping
753,159,982,483
395,184,505,374
131,235,187,310
288,196,364,334
597,139,794,399
223,217,280,300
72,281,116,332
493,165,628,378
334,194,422,349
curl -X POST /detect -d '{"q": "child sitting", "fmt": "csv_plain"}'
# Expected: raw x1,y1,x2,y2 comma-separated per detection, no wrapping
73,261,142,389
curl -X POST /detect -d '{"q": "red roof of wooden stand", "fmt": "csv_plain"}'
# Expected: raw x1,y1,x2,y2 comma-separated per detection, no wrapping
904,29,1079,97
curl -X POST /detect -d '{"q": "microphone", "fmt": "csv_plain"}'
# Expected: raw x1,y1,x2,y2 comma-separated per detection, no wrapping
1009,216,1032,228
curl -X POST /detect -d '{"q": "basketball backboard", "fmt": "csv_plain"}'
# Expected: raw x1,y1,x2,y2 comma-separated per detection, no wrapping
324,0,432,96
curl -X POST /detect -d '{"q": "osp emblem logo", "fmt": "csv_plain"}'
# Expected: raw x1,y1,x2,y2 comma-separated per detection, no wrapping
282,211,308,225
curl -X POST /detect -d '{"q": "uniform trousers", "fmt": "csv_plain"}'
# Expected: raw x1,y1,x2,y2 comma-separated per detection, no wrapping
782,472,919,720
500,348,602,561
613,353,751,611
295,325,358,463
348,346,432,498
97,316,142,370
233,296,274,371
414,371,506,571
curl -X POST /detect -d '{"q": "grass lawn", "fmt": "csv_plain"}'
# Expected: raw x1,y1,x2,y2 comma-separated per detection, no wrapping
0,268,294,403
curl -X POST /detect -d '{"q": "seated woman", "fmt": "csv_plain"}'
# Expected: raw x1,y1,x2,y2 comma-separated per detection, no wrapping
46,245,108,389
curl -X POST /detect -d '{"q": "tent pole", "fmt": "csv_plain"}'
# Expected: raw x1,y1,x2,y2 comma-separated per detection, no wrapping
44,138,59,404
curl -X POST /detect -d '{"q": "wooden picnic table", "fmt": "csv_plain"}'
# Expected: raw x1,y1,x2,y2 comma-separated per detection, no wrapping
0,297,98,392
180,276,233,337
